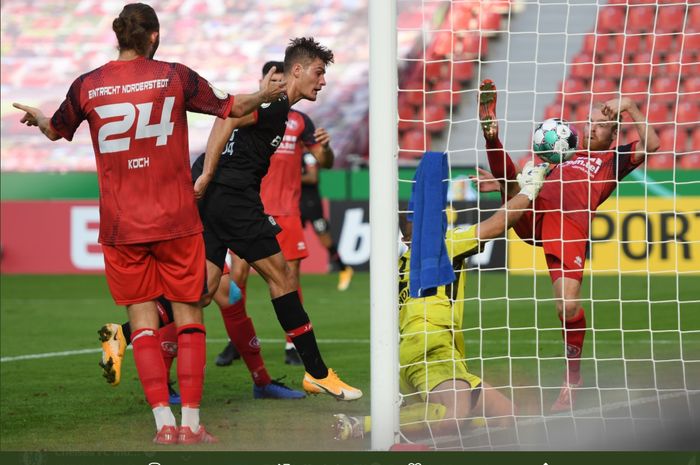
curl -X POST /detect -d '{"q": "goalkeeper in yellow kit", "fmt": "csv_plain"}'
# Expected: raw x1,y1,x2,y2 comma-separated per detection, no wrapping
334,161,549,441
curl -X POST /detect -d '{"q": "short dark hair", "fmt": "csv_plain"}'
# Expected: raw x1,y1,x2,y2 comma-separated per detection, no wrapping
261,61,284,77
284,37,334,72
112,3,159,56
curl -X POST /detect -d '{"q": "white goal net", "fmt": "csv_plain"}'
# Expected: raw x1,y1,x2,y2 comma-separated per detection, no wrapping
370,0,700,451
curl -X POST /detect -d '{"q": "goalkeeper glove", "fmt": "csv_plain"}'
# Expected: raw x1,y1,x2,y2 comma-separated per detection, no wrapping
517,161,549,201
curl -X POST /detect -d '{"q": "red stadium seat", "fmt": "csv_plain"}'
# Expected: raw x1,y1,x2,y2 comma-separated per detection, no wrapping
598,6,626,33
621,77,649,105
627,6,655,33
682,76,700,94
676,101,700,124
425,60,451,83
420,104,448,134
645,101,672,125
658,128,688,154
458,33,488,59
544,103,567,120
656,5,686,34
453,60,474,83
680,62,700,82
582,34,596,56
646,153,675,169
688,5,700,30
401,89,425,108
679,153,700,169
398,99,421,133
431,79,462,107
399,129,431,159
477,8,502,35
450,3,475,31
625,51,652,78
591,78,618,101
623,34,650,61
563,89,591,109
650,76,678,107
569,52,594,81
593,34,624,57
650,34,680,60
681,32,700,60
594,53,623,81
653,60,681,82
651,76,678,95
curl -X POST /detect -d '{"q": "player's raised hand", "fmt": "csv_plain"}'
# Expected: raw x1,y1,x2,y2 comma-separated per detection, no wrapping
13,102,43,127
314,128,331,147
469,167,501,193
259,66,286,102
516,161,549,201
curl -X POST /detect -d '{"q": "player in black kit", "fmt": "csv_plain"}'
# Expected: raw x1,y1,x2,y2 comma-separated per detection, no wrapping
192,37,362,401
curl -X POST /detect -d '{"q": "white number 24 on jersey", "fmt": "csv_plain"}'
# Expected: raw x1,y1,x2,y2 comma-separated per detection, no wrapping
94,96,175,154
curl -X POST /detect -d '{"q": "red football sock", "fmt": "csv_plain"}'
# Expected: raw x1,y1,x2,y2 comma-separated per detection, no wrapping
220,301,271,387
159,322,178,376
131,328,169,407
177,324,206,408
559,308,586,385
485,137,517,181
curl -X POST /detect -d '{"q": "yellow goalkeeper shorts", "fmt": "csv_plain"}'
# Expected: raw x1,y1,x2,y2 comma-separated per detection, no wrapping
399,320,481,398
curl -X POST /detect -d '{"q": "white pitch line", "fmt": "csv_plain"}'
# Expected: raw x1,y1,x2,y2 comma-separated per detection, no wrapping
0,338,367,363
0,336,691,363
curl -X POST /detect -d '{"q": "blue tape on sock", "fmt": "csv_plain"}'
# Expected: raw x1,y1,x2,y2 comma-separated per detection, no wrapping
229,280,242,305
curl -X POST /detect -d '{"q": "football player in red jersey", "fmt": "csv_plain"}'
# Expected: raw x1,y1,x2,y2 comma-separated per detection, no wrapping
192,38,362,401
13,3,284,445
214,61,335,368
474,79,660,413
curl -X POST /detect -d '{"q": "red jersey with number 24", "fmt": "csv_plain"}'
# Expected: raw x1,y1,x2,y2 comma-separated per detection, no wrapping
50,57,234,245
260,110,320,216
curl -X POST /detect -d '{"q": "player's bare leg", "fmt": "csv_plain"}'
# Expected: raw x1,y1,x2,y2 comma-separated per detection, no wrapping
551,276,585,413
200,260,223,307
251,252,362,400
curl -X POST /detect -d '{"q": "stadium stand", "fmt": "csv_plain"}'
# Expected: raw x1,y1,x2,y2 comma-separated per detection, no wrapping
544,1,700,168
1,0,369,170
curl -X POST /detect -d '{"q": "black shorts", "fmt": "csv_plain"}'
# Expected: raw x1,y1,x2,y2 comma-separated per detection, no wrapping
198,182,281,269
300,190,328,234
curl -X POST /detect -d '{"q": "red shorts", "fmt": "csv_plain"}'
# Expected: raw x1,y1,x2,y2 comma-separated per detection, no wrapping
514,209,588,283
274,215,309,261
102,233,206,305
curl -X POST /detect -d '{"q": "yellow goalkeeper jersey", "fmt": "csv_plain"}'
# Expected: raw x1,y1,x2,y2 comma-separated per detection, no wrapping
398,225,483,331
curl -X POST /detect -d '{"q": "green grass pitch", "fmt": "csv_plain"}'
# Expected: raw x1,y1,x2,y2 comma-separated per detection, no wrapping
1,272,698,450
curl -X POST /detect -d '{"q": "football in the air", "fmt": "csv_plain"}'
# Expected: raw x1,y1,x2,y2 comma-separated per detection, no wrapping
532,118,578,164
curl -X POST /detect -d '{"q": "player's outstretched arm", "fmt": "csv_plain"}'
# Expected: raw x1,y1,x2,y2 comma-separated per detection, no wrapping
12,103,61,141
309,127,335,168
229,66,286,118
194,116,240,199
602,97,660,162
476,162,548,241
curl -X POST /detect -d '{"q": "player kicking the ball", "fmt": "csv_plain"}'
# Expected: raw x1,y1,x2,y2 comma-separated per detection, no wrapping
475,79,660,412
